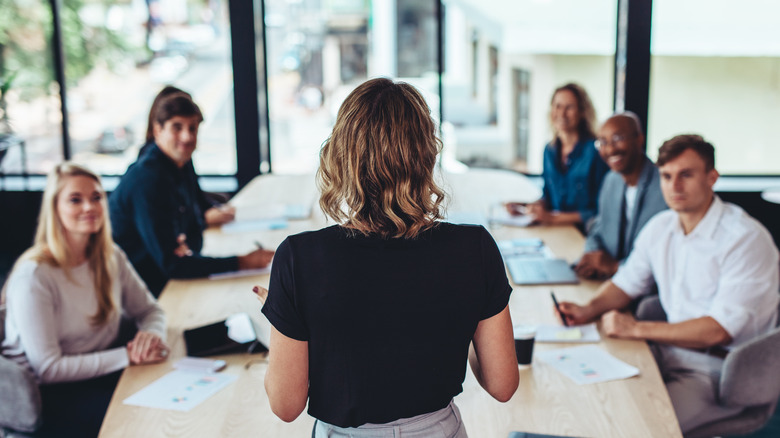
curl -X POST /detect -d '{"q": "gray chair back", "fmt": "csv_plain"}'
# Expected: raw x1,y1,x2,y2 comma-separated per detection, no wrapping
0,306,43,434
636,295,780,437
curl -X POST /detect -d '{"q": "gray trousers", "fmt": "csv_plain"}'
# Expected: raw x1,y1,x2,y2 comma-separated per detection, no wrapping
651,344,744,433
313,400,468,438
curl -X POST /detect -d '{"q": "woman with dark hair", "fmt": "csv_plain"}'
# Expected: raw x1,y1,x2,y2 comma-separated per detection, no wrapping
1,162,167,436
259,78,519,437
138,85,192,157
508,83,608,228
138,86,235,226
110,92,274,296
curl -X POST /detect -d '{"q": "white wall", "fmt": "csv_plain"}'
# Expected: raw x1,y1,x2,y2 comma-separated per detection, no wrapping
647,56,780,175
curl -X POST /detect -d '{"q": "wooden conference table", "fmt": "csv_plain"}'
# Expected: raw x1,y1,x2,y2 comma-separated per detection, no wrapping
99,172,682,438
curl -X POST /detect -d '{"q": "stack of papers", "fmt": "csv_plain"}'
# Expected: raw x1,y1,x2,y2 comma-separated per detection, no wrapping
536,345,639,385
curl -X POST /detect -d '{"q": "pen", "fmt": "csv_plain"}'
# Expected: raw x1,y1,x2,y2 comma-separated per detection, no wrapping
550,291,568,327
254,241,264,250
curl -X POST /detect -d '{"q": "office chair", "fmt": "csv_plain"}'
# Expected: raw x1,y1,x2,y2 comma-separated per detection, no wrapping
0,306,42,437
636,296,780,438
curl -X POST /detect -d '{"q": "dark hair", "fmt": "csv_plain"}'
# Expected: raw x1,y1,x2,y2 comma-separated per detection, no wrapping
550,83,597,141
153,92,203,128
145,86,192,142
656,134,715,170
317,78,445,239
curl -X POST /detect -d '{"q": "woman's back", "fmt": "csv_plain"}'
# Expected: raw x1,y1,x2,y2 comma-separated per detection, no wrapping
263,223,510,427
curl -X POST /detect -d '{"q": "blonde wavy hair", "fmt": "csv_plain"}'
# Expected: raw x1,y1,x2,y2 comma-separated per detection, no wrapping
14,162,116,326
317,78,445,239
549,83,598,142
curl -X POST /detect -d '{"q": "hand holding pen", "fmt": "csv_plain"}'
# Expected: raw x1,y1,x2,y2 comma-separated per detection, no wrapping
550,291,569,327
238,241,275,270
552,292,594,326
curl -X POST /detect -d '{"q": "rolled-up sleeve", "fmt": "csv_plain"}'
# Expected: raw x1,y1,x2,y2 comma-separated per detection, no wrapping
706,229,780,345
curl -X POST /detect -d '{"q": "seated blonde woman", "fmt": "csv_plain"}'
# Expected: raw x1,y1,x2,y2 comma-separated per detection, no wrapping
1,162,168,437
260,78,519,437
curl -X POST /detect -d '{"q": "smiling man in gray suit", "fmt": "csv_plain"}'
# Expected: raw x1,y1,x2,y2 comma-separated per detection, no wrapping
574,112,667,280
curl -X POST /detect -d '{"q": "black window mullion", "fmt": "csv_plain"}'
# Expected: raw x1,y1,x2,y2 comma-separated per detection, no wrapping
49,0,70,160
614,0,653,143
229,0,263,189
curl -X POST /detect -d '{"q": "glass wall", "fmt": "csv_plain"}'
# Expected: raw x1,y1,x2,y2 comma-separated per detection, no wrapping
60,0,237,176
264,0,439,174
441,0,617,174
7,0,780,181
0,0,62,176
648,0,780,174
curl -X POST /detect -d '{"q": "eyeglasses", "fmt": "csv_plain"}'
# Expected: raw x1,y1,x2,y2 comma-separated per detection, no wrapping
595,134,635,149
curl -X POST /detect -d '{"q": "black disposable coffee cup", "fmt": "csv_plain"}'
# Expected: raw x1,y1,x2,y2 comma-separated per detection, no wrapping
513,326,536,366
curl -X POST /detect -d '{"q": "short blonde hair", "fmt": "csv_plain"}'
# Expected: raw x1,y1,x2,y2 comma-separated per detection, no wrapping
18,162,116,326
317,78,445,239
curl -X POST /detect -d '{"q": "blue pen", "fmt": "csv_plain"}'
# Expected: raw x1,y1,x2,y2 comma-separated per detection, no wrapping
550,291,569,327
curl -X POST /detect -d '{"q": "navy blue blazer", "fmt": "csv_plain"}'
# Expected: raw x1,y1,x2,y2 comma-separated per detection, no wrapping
109,144,238,296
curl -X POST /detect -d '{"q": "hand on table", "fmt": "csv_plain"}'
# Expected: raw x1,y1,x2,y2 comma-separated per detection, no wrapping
524,201,554,225
127,331,169,365
174,234,193,258
575,250,619,280
205,204,237,226
238,248,275,270
505,202,528,216
601,310,639,339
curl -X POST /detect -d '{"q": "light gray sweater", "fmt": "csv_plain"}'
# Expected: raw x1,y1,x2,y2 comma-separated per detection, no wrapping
1,245,166,383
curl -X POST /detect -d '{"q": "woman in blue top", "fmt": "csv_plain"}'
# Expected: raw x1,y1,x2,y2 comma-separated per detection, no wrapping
508,83,608,228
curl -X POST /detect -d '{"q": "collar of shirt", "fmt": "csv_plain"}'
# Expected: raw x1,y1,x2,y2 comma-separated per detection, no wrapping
146,143,190,180
673,195,724,240
551,137,592,171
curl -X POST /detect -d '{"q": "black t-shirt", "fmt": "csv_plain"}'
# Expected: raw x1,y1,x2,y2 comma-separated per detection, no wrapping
261,223,512,428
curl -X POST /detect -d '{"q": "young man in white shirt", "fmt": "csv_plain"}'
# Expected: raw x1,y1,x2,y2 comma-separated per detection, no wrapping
558,134,780,433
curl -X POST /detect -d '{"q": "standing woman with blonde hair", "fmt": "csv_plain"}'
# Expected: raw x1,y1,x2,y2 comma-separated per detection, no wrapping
260,78,519,437
1,162,167,437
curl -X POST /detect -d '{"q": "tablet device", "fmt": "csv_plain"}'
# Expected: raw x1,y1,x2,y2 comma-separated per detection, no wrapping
183,313,267,357
505,257,579,285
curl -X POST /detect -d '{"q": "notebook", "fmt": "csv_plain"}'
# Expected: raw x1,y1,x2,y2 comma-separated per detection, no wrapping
505,257,579,285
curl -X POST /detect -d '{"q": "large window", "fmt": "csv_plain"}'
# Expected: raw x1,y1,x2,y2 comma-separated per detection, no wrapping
264,0,439,174
63,0,237,176
441,0,617,173
648,0,780,174
0,0,62,176
5,0,780,183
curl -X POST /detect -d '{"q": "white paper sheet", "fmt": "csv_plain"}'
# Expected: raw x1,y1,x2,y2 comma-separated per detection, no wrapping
489,209,534,227
536,345,639,385
123,370,238,412
236,203,311,221
497,238,556,259
221,219,288,234
535,323,601,343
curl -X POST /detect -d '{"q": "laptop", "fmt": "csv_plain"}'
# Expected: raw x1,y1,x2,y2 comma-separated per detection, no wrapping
505,257,579,285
